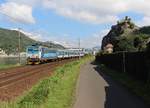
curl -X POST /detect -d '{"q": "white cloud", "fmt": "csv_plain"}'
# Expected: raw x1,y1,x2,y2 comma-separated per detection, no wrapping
21,31,43,41
0,2,35,24
80,35,100,48
6,0,41,7
11,27,109,48
2,0,150,48
11,28,43,41
80,29,109,48
42,0,150,25
42,29,109,48
12,29,77,48
48,34,78,48
137,17,150,26
42,0,124,24
2,0,150,25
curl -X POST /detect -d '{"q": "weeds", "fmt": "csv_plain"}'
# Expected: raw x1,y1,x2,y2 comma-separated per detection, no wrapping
100,64,150,106
0,55,93,108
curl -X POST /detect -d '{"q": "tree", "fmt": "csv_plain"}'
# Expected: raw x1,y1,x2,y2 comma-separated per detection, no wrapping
134,37,142,49
114,37,136,52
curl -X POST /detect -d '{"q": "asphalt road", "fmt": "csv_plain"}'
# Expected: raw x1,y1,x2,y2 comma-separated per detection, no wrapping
73,61,149,108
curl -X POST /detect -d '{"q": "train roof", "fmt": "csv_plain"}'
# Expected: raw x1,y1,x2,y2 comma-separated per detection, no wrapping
27,45,84,52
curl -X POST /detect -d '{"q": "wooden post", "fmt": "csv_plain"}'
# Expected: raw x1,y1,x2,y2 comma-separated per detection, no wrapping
18,28,21,65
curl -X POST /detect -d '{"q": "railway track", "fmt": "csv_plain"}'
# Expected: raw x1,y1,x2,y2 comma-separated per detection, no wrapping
0,58,77,101
0,59,76,88
0,63,56,88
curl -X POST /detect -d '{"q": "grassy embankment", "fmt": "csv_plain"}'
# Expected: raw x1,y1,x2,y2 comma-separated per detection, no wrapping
99,64,150,105
0,55,94,108
0,64,21,70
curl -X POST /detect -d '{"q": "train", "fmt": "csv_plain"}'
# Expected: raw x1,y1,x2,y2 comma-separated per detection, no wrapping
26,44,85,64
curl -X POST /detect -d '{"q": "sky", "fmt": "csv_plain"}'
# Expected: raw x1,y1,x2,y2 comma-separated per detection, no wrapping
0,0,150,48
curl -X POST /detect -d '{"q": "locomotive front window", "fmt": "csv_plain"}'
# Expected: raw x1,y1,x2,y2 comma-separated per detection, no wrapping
28,48,39,54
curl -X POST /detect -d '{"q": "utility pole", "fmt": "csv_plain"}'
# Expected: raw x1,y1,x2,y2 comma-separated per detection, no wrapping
18,28,21,65
123,51,126,73
0,11,22,65
78,37,81,59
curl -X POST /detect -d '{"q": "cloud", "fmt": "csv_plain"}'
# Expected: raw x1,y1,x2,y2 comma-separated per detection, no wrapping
21,31,43,41
0,2,35,24
42,0,126,24
14,29,77,48
10,28,43,41
137,16,150,26
2,0,150,48
121,0,150,26
48,34,78,48
42,0,150,25
80,29,109,48
42,29,109,48
12,27,109,48
6,0,41,7
2,0,150,25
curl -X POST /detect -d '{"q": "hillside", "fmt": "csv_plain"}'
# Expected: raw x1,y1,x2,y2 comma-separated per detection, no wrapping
101,16,150,52
0,28,65,55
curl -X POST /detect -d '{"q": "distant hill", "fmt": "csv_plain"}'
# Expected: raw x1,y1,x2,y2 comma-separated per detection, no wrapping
0,28,65,55
40,41,65,49
101,16,150,52
138,26,150,35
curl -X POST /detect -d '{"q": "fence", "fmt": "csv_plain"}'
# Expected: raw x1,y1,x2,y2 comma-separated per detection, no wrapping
96,52,149,82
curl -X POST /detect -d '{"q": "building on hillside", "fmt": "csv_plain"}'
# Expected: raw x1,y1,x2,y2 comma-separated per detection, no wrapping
104,44,113,53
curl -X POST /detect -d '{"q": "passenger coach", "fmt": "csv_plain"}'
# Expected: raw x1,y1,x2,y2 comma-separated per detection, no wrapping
26,44,84,64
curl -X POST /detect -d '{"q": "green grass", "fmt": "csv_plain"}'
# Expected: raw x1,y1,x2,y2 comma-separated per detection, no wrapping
99,64,150,106
0,64,21,70
0,55,94,108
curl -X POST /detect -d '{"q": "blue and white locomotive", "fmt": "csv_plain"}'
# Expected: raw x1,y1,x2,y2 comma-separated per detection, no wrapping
26,44,84,64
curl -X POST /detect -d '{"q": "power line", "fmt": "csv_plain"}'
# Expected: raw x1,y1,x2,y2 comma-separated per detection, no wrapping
0,10,21,64
0,11,19,23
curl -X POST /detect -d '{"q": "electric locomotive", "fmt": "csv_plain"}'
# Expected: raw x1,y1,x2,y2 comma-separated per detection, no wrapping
26,44,85,65
26,44,58,64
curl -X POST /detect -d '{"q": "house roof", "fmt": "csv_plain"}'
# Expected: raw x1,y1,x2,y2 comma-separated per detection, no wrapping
105,44,113,48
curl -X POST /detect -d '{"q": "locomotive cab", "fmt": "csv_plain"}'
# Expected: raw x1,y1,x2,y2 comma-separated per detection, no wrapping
26,45,41,64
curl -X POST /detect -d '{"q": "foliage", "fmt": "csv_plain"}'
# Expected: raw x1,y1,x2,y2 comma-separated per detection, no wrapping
0,28,35,55
0,28,64,55
99,64,150,106
96,50,105,56
114,36,137,52
138,26,150,35
101,17,150,52
133,34,149,51
134,37,142,48
0,55,94,108
112,33,149,52
0,64,20,70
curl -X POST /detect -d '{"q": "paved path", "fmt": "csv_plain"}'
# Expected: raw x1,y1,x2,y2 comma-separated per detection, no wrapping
73,62,149,108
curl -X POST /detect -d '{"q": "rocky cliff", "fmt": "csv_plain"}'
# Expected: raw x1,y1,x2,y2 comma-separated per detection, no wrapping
101,16,150,52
